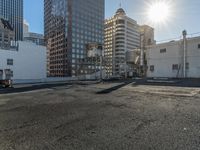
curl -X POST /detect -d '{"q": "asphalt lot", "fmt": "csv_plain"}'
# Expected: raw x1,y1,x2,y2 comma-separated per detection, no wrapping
1,81,200,150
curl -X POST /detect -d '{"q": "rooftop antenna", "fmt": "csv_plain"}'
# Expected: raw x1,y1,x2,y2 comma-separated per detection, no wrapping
119,2,122,8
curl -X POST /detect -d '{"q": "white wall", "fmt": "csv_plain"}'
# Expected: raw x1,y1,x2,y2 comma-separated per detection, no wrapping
0,41,46,81
147,37,200,78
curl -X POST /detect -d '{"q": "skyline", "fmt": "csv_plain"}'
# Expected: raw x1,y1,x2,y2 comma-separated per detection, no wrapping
24,0,200,41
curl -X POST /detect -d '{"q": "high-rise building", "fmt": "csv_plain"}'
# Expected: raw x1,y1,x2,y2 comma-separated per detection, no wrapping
0,0,23,41
0,18,15,49
104,8,141,76
44,0,105,77
23,20,29,36
104,8,155,77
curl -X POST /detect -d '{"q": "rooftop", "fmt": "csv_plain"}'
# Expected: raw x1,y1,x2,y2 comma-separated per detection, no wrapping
115,8,126,16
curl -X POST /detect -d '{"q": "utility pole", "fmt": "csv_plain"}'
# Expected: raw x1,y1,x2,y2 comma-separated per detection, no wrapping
100,55,103,81
140,33,144,77
183,30,187,78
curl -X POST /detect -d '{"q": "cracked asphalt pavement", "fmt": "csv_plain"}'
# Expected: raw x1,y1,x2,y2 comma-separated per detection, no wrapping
0,82,200,150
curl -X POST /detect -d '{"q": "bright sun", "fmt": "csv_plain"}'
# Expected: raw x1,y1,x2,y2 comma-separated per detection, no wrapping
147,1,171,24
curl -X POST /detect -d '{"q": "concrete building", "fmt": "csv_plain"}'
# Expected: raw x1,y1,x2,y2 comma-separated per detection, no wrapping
23,32,45,46
147,34,200,78
137,25,155,76
104,8,141,77
23,21,45,46
104,8,155,78
140,25,155,48
0,41,46,83
0,0,23,41
76,43,103,78
44,0,105,77
23,20,29,35
0,18,15,49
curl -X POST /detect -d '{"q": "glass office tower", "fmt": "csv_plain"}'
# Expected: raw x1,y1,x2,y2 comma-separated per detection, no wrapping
44,0,105,77
0,0,23,41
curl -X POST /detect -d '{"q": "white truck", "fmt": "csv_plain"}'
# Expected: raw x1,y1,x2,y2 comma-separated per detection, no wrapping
0,69,13,88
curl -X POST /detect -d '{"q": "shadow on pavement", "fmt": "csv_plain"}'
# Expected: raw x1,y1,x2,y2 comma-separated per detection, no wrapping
0,83,72,95
96,81,133,94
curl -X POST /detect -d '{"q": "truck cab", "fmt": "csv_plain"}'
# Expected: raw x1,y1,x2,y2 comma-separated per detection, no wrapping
0,69,13,88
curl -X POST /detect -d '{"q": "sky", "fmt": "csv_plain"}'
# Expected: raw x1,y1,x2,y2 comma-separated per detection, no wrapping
24,0,200,41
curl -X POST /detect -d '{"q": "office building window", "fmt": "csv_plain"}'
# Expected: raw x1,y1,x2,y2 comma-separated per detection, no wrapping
198,44,200,49
150,65,154,72
186,63,189,70
160,48,167,53
7,59,13,65
172,64,179,70
0,70,3,79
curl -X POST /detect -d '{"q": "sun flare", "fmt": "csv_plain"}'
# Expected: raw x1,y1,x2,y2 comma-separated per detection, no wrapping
147,1,171,24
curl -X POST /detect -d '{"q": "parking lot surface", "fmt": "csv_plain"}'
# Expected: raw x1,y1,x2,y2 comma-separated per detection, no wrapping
0,82,200,150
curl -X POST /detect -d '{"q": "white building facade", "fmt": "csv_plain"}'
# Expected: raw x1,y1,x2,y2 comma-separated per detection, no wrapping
147,36,200,78
0,41,46,83
104,8,141,77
